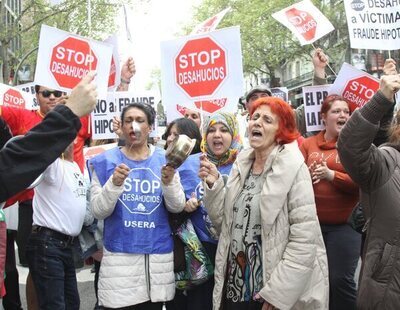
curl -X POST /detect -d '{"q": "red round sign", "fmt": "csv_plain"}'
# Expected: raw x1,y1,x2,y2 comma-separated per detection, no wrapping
286,8,317,41
343,76,379,109
3,89,25,108
175,37,227,97
50,37,98,89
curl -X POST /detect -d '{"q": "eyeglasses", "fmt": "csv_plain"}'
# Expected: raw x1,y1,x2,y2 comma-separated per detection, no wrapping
38,90,63,98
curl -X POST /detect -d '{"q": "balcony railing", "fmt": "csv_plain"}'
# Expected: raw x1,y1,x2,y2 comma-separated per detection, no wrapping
283,71,314,90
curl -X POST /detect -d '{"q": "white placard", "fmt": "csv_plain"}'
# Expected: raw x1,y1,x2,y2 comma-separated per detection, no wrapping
271,87,289,102
91,91,160,140
0,83,37,110
34,25,113,96
15,82,39,110
160,26,244,123
303,85,330,132
84,143,118,161
191,7,231,35
329,63,380,109
344,0,400,50
272,0,334,46
104,35,121,91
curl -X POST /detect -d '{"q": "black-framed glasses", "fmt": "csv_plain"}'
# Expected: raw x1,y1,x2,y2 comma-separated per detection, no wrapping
38,90,63,98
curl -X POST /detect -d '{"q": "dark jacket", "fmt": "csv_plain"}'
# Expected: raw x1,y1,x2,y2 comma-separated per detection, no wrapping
0,105,81,202
0,117,12,148
338,91,400,310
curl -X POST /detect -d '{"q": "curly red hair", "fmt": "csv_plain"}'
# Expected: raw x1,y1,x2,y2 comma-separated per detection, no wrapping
249,97,300,144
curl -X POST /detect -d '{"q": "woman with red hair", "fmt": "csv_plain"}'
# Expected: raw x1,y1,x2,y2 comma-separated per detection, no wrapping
300,95,360,310
199,97,329,309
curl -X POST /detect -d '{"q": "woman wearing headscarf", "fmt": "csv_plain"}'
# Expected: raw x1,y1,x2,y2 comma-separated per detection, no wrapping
167,112,243,310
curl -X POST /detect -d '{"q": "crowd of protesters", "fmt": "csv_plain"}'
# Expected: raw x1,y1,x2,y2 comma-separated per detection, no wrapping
0,47,400,310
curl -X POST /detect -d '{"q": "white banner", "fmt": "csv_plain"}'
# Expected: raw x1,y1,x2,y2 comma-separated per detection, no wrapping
104,35,121,91
191,7,231,35
91,91,160,140
15,82,39,110
271,87,289,102
160,26,244,123
0,83,37,110
34,25,113,96
303,85,330,132
329,63,380,109
344,0,400,50
84,142,118,161
272,0,334,46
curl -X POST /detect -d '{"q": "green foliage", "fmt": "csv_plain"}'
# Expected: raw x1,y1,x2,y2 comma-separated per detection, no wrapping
0,0,134,82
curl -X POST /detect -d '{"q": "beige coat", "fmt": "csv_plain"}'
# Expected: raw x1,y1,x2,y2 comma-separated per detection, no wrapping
203,142,329,310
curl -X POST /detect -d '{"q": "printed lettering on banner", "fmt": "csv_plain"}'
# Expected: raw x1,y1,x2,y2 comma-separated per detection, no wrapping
91,91,160,140
119,168,162,215
303,85,330,132
329,63,379,110
15,82,39,109
161,26,244,122
344,0,400,50
35,25,112,96
0,83,36,110
175,37,227,98
271,87,289,102
272,0,334,46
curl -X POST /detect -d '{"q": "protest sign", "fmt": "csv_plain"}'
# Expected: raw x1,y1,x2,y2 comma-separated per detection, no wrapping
91,91,160,140
303,85,330,132
344,0,400,50
272,0,334,45
14,82,39,110
329,63,379,109
0,83,37,110
161,26,243,122
271,87,289,102
84,142,117,161
35,25,112,96
104,35,121,91
191,7,231,35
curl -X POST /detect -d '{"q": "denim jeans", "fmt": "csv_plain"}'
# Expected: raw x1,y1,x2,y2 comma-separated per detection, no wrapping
26,229,80,310
321,223,361,310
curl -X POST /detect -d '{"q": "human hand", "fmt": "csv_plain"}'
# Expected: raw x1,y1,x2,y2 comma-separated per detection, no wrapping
262,301,277,310
118,57,136,91
112,116,123,138
198,154,219,188
65,71,97,117
254,293,277,310
311,161,334,184
161,165,175,185
312,48,328,79
383,59,397,76
112,164,130,186
379,74,400,101
184,192,200,213
55,94,69,105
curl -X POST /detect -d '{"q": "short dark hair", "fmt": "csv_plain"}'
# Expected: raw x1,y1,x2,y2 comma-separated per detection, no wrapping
163,118,201,154
120,103,156,126
34,85,40,93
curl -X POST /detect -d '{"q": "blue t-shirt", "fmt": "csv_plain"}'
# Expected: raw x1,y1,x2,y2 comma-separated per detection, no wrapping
90,147,173,254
